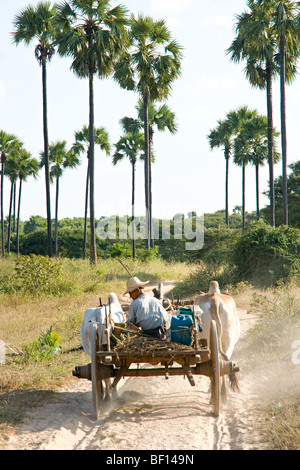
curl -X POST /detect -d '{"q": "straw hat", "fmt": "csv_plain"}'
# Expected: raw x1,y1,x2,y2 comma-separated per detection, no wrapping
124,276,149,295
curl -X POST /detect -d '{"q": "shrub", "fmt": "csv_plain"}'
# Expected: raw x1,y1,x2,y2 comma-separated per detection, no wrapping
14,255,64,297
136,246,160,261
233,221,300,286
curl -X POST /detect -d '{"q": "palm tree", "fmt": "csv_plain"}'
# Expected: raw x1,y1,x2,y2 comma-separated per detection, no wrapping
227,0,300,226
124,100,178,246
208,106,256,227
228,107,259,230
112,128,144,258
3,137,25,255
40,141,80,256
114,14,183,249
12,2,57,257
55,0,128,264
235,114,280,221
137,101,177,248
15,151,39,256
208,120,235,226
5,162,18,255
227,0,278,227
72,125,110,259
0,132,23,257
270,0,300,225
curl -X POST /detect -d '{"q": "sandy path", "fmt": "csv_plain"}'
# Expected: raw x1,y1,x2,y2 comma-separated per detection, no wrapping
2,306,265,451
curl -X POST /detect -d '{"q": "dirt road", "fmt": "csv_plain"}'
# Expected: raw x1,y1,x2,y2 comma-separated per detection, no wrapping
3,307,265,451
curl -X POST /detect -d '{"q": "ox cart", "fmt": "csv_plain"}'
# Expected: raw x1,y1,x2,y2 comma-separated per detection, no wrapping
73,293,239,419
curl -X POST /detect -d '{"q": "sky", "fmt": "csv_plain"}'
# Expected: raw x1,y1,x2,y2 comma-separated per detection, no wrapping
1,0,299,223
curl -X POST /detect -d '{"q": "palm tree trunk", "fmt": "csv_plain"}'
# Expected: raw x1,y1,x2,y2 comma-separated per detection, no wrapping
16,177,22,257
132,161,136,259
242,163,246,231
1,158,5,257
89,70,97,264
256,164,260,220
42,57,52,257
55,176,59,257
13,182,16,232
143,95,150,249
83,156,90,260
280,33,288,226
149,136,153,248
7,181,13,254
266,61,275,227
225,148,230,227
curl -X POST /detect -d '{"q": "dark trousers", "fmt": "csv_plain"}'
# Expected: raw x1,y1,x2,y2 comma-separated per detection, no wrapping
143,326,166,339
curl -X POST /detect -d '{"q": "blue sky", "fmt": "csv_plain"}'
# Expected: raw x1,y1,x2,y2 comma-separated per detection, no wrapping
0,0,299,222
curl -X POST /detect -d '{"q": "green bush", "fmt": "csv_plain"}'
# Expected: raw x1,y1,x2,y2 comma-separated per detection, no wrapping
14,255,64,296
233,220,300,286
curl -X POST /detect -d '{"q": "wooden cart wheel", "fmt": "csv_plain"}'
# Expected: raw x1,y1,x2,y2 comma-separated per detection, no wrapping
91,323,103,420
210,320,220,417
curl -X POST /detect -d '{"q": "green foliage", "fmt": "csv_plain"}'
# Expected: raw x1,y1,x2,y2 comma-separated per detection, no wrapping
136,246,159,261
233,220,300,286
14,255,64,296
108,242,132,258
23,216,47,234
22,326,62,363
172,262,236,297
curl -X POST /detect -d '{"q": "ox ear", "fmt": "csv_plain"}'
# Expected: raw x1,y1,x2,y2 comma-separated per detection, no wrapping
195,289,205,295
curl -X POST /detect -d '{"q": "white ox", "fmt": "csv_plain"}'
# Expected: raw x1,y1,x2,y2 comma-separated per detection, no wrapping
195,280,240,397
80,293,126,356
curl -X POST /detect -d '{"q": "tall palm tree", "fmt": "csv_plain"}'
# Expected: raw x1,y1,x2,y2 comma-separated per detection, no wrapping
208,106,256,227
137,101,177,248
235,114,280,221
114,14,183,249
228,107,260,230
5,161,19,256
227,0,300,227
55,0,128,264
208,120,235,226
40,141,80,256
15,150,39,256
112,129,144,258
12,2,57,257
227,0,278,227
270,0,300,225
72,125,110,259
0,132,23,257
125,100,178,246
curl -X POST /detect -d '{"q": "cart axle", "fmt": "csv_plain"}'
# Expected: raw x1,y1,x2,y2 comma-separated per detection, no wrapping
72,359,239,382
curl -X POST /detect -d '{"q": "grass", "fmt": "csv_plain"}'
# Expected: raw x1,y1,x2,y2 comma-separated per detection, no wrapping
235,281,300,450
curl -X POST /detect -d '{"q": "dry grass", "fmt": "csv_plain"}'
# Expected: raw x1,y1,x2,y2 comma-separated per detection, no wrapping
233,281,300,450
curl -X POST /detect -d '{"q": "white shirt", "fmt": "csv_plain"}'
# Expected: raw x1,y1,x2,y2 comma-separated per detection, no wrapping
128,293,170,331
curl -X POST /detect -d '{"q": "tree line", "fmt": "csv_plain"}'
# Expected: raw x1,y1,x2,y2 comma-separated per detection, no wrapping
1,0,183,264
209,0,300,229
2,1,300,264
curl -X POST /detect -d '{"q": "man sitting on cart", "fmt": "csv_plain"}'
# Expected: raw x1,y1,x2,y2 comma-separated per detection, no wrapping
124,277,170,339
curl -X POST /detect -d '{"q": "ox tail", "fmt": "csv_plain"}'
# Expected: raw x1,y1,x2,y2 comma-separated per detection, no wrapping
228,372,240,393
